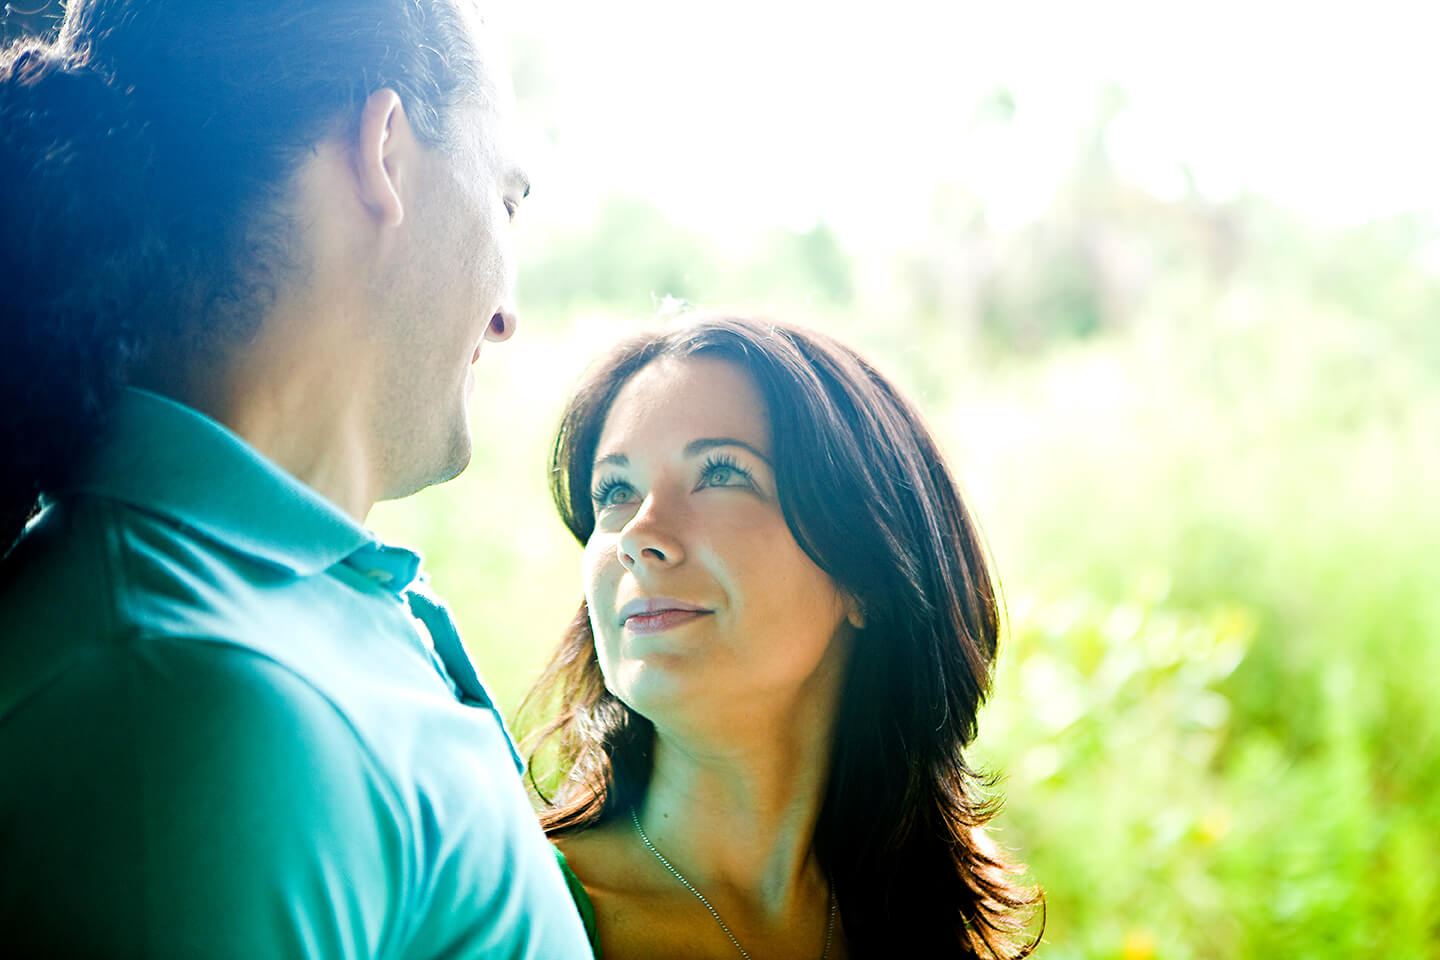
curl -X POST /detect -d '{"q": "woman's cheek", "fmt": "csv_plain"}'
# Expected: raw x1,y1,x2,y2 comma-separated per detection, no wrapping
581,536,610,604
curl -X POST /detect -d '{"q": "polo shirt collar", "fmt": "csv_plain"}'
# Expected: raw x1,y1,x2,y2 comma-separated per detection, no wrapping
67,388,388,578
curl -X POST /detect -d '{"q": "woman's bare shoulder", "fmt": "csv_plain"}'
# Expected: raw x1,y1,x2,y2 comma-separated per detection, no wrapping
552,819,658,908
553,823,725,959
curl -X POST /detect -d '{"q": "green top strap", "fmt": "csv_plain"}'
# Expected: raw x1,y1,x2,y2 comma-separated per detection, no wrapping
553,844,602,958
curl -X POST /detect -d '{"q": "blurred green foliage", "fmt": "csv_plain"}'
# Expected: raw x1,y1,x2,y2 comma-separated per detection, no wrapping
374,100,1438,957
519,196,854,317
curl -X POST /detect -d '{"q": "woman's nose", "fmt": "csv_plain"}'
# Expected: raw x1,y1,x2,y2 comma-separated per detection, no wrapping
617,501,685,570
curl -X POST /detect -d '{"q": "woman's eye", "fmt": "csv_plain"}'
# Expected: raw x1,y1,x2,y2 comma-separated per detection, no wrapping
707,465,735,485
699,458,753,490
592,480,636,508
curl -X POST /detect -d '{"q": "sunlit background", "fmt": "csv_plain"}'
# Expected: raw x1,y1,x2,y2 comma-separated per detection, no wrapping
9,1,1439,955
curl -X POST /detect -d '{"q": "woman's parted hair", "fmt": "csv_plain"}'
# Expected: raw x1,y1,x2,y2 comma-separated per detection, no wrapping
0,0,491,553
521,314,1041,957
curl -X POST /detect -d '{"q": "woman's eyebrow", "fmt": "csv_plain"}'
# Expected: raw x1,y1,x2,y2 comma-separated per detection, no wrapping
683,437,773,466
593,439,773,470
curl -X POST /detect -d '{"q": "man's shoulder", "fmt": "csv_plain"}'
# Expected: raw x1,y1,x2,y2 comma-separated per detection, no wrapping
2,493,271,628
1,497,123,629
0,498,595,960
0,497,418,881
0,631,416,957
1,496,283,704
0,492,505,816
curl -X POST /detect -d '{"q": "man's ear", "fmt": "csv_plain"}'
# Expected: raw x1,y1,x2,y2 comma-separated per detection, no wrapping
354,88,413,228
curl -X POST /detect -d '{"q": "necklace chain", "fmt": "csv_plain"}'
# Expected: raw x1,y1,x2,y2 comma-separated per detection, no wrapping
630,806,837,960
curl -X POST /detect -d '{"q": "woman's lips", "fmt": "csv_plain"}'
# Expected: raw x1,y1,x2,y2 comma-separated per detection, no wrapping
624,609,711,634
618,596,712,634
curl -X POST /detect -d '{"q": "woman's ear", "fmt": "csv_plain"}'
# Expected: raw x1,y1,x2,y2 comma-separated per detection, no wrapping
845,595,866,630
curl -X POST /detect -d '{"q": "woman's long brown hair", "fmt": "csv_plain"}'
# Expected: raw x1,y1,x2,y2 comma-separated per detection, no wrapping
518,315,1042,957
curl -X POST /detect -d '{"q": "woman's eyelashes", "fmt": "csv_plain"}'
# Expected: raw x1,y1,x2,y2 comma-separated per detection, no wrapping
589,451,764,511
696,453,757,492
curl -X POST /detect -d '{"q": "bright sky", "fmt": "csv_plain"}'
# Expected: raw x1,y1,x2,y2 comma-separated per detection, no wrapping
498,0,1440,246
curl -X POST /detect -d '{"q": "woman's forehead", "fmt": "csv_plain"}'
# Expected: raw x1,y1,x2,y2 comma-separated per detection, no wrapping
594,356,772,458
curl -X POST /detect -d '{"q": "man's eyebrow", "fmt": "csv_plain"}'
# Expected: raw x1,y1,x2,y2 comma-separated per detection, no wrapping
684,437,772,465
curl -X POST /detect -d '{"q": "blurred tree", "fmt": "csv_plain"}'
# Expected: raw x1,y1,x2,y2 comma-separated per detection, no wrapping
519,194,722,313
519,194,856,317
741,222,853,307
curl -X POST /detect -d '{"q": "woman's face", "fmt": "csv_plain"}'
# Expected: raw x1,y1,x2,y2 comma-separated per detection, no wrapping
582,355,853,732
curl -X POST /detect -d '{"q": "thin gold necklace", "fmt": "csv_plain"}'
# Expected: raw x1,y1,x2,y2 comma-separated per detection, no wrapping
631,806,838,960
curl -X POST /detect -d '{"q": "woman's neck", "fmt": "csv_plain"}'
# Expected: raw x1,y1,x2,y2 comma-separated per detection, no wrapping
635,701,836,919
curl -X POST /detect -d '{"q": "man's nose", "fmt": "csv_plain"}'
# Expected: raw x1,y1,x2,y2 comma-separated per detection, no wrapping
485,304,518,342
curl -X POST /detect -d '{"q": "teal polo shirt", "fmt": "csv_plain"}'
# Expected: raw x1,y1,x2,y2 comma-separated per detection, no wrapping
0,389,592,959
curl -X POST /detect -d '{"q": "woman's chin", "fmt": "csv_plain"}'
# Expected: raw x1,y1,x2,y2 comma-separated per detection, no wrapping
608,659,713,720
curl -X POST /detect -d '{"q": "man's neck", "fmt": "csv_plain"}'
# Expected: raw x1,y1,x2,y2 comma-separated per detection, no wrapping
143,340,384,523
216,385,381,521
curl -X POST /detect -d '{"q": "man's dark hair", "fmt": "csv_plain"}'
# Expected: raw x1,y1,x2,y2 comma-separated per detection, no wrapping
0,0,490,553
520,314,1044,957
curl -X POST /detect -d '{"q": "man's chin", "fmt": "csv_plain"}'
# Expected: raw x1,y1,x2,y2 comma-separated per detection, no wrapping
379,425,472,503
429,427,474,489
